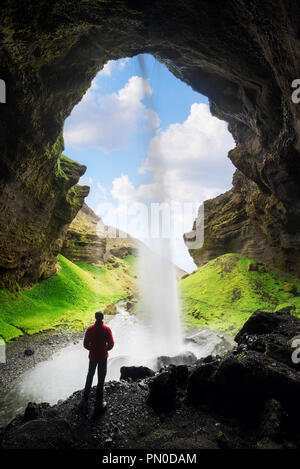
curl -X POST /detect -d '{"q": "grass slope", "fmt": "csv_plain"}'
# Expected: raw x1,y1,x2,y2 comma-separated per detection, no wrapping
180,253,300,335
1,251,299,342
0,254,136,342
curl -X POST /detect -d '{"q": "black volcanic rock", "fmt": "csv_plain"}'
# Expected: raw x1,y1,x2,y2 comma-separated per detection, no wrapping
156,351,197,369
147,368,178,411
120,366,155,381
2,311,300,449
187,310,300,428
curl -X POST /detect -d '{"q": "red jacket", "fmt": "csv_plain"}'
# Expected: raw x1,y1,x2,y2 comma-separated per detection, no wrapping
83,321,114,361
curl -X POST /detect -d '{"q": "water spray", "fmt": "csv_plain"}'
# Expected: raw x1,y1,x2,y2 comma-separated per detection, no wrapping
137,54,183,357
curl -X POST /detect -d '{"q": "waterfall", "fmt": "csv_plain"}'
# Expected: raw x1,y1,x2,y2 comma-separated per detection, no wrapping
137,55,183,357
138,240,183,357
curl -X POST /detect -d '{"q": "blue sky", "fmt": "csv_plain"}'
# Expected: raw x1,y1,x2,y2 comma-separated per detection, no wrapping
63,54,235,272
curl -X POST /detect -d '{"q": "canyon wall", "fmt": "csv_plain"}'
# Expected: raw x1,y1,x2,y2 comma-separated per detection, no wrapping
185,169,300,275
61,203,138,265
1,0,300,288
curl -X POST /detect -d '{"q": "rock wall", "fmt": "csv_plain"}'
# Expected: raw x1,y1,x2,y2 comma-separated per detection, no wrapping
1,0,300,287
61,203,138,265
185,170,300,275
0,149,89,289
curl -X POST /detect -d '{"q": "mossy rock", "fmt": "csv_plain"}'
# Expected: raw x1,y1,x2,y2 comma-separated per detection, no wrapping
103,303,118,315
248,262,267,273
283,282,297,295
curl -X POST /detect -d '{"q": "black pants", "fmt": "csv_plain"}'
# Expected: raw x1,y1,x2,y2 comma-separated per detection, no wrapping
83,358,107,407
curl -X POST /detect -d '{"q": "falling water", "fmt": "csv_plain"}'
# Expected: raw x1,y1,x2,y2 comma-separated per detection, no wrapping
137,55,183,357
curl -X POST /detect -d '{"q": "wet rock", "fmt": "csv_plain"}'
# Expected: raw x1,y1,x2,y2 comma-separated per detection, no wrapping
258,399,284,443
23,403,39,422
126,299,137,312
235,310,300,370
235,310,300,342
103,437,113,449
185,328,235,357
156,351,197,369
103,303,117,315
170,364,189,388
2,418,76,449
147,369,178,411
189,348,300,424
187,360,219,406
187,311,300,426
120,366,155,381
22,402,51,424
24,349,34,356
216,431,247,449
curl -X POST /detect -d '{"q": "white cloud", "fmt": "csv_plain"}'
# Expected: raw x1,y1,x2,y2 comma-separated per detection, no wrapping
111,174,137,203
99,58,129,77
138,102,235,204
64,76,160,153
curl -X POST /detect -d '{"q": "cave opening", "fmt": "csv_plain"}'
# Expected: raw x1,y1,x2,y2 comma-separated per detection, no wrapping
1,2,300,449
62,53,235,273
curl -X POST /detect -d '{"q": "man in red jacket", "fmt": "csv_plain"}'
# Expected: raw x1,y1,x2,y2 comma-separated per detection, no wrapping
83,310,114,416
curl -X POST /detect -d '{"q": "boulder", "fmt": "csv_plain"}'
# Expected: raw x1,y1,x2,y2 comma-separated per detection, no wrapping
23,403,40,422
156,351,197,369
120,366,155,381
235,310,300,341
169,364,189,388
258,399,284,443
187,311,300,425
2,418,75,449
186,360,220,407
185,328,235,357
103,303,117,315
234,310,300,371
147,369,178,411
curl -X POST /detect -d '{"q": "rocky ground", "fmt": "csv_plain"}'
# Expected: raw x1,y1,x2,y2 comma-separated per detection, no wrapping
1,310,300,450
0,381,251,450
0,328,84,403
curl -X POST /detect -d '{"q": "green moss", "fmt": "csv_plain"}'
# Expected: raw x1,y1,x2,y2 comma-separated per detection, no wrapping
189,237,218,257
282,282,297,295
212,216,235,229
0,255,135,342
180,253,300,335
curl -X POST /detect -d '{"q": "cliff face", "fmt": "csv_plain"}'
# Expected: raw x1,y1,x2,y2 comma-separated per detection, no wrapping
185,170,300,275
0,150,89,289
61,203,138,265
1,1,300,286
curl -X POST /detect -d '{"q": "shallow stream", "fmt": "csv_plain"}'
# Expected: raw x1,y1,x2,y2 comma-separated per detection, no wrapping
0,304,234,427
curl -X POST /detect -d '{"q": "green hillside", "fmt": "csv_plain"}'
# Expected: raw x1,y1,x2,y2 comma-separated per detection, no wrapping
1,251,299,342
0,254,136,342
180,253,300,335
